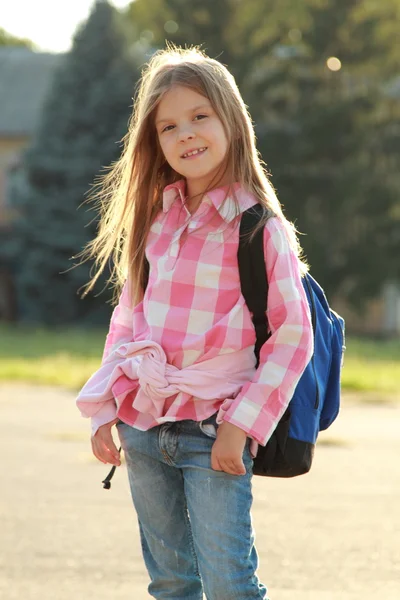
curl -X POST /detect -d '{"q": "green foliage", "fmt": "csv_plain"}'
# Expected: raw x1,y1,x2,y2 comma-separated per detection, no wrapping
255,0,400,305
0,27,35,48
126,0,400,309
6,1,139,325
2,0,399,325
127,0,307,85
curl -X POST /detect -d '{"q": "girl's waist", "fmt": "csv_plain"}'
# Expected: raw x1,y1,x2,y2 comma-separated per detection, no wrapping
77,339,257,410
113,340,256,396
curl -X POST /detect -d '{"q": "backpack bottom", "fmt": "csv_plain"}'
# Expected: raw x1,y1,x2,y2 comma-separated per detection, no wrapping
253,409,315,478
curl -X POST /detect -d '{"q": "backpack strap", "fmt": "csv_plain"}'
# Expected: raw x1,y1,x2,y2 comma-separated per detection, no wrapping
143,262,149,292
238,204,270,365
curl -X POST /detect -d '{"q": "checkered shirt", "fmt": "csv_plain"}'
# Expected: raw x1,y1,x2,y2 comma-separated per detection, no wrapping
86,181,313,447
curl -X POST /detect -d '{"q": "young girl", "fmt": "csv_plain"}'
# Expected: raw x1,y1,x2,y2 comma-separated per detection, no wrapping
77,45,313,600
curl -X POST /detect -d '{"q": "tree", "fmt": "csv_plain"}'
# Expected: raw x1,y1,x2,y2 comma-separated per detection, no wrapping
124,0,400,307
255,0,400,305
0,27,35,48
126,0,306,87
7,0,139,324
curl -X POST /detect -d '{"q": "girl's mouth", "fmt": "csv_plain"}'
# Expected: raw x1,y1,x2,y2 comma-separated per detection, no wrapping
181,147,208,159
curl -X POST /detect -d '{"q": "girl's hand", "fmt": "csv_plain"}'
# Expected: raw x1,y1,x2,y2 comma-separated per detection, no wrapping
91,418,121,466
211,421,248,476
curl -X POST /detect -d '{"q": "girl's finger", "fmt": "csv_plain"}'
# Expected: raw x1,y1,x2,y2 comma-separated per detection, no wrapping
218,459,238,476
223,458,245,476
92,435,119,465
231,459,246,475
92,437,111,463
211,452,222,471
91,439,107,464
98,430,120,460
98,441,120,465
228,460,244,475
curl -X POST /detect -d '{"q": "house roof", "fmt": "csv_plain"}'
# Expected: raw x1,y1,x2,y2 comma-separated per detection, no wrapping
0,46,62,136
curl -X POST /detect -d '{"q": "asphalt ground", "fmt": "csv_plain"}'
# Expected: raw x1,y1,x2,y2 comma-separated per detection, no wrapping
1,383,399,600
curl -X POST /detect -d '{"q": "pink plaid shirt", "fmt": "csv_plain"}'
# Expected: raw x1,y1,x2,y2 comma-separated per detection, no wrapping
77,181,313,452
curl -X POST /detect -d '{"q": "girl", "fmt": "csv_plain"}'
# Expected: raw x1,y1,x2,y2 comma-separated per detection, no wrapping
77,45,313,600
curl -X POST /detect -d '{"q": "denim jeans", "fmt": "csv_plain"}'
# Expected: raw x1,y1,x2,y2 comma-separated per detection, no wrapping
117,413,269,600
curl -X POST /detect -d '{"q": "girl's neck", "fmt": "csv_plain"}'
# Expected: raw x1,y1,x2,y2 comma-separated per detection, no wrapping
185,169,233,214
186,191,204,215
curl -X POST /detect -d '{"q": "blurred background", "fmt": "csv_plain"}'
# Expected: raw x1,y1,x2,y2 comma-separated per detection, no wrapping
0,3,399,599
0,0,399,397
0,0,400,393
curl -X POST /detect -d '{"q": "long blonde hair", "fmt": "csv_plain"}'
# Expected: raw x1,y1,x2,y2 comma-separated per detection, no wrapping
80,44,308,305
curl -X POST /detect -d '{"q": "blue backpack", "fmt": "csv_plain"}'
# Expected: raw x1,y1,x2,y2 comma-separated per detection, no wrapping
239,205,346,477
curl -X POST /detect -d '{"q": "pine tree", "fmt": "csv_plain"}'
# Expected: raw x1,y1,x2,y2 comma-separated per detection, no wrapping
8,0,138,324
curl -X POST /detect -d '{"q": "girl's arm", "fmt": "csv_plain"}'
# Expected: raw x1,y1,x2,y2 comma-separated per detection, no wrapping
77,279,136,435
101,281,134,363
221,217,314,446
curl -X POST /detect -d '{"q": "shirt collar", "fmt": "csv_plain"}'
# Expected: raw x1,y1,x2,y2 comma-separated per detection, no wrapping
162,180,257,222
162,179,187,213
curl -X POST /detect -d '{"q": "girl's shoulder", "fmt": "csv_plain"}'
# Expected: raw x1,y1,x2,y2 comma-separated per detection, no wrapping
261,214,288,243
260,214,300,265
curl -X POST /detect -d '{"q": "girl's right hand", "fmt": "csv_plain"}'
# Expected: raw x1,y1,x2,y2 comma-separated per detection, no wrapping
91,418,121,466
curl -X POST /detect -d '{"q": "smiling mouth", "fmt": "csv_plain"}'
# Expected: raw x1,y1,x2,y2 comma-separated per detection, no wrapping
181,147,208,159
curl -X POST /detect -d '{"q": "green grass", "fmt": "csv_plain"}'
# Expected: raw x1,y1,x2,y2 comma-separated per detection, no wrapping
340,337,400,395
0,325,106,390
0,325,399,398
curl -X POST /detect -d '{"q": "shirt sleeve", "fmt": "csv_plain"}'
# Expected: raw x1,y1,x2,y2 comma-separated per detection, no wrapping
101,280,134,362
221,217,314,446
77,279,135,435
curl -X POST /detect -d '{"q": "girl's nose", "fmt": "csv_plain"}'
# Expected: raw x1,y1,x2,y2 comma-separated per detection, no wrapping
178,127,195,143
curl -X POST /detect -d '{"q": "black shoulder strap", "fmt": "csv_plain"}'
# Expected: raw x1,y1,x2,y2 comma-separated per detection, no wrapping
143,256,150,291
238,204,269,364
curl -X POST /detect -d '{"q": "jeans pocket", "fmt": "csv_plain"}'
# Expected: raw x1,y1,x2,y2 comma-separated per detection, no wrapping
199,412,219,439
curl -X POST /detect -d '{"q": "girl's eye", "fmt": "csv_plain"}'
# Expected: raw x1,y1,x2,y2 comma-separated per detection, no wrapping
160,114,208,133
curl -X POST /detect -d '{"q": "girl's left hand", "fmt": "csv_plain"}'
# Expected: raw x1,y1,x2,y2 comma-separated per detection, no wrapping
211,421,248,476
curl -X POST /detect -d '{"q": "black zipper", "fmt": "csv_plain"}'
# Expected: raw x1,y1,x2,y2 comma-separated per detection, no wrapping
304,276,320,410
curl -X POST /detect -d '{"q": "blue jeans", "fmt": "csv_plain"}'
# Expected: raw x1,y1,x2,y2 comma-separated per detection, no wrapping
117,413,269,600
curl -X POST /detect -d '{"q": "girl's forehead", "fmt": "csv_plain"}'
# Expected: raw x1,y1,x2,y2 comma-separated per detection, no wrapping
156,85,211,117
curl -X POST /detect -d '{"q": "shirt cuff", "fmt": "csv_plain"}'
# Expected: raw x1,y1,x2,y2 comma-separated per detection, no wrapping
90,400,117,437
219,396,276,446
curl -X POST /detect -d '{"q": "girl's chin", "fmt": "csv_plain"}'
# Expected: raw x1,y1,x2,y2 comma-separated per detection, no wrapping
182,171,218,184
179,162,220,177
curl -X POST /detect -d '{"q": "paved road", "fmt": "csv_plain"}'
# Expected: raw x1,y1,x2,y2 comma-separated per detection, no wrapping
1,384,399,600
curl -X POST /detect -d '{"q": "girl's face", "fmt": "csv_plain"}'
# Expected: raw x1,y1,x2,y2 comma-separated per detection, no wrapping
155,85,230,198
